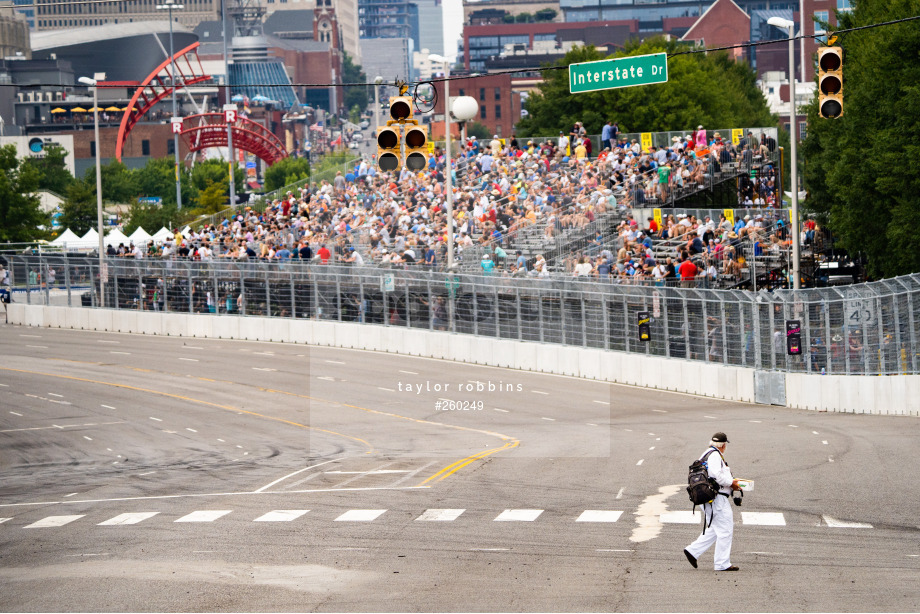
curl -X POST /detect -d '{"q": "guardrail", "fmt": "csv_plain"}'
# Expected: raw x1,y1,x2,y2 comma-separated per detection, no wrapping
5,254,917,377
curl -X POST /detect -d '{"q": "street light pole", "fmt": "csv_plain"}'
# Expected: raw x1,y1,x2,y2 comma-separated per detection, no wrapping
221,0,236,206
770,17,801,290
157,0,185,210
373,75,383,132
79,73,107,308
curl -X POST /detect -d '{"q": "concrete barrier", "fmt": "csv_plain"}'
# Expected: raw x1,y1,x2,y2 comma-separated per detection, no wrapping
6,304,918,415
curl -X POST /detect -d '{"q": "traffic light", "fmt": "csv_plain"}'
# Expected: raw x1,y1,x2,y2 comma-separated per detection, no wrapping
375,92,424,172
377,124,401,172
818,46,843,119
404,125,428,172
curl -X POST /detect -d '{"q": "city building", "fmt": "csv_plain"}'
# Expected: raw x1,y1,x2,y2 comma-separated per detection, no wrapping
679,0,750,60
463,20,665,71
464,0,561,25
0,1,29,59
413,48,442,81
10,0,32,29
410,0,445,57
263,0,362,64
31,0,219,30
360,37,412,87
758,70,811,141
430,71,520,138
359,0,413,39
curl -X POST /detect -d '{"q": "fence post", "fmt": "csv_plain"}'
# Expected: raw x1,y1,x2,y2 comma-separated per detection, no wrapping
113,264,119,310
701,296,709,362
290,272,297,319
472,280,479,337
264,268,271,317
720,297,729,365
65,260,72,307
537,290,544,343
43,256,51,306
187,267,193,314
824,300,834,375
904,290,916,373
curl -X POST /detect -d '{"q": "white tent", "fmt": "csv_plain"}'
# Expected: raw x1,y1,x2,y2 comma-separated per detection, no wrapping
151,227,173,242
50,228,81,246
81,228,99,244
128,226,152,244
104,228,131,248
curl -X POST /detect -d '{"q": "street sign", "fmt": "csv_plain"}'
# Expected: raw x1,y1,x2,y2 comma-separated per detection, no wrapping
569,52,668,94
223,103,237,123
381,274,395,293
170,117,183,134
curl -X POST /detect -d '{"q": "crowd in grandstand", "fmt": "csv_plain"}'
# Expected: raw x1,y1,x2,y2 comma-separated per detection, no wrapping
99,122,783,287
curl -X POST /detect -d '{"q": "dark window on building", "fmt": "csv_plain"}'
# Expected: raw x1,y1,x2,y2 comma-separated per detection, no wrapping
494,87,501,100
142,140,150,155
167,140,175,155
459,88,465,96
480,105,487,118
90,141,96,157
495,105,501,119
479,88,485,101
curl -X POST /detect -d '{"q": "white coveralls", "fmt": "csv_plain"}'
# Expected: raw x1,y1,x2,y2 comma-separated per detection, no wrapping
685,446,735,570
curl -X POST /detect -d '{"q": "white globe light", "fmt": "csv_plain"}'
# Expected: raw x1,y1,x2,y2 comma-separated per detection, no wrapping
451,96,479,121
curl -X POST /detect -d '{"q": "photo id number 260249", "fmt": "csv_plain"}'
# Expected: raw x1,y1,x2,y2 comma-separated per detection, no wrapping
435,400,484,411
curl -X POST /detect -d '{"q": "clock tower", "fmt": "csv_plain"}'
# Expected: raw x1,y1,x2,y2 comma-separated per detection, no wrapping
313,0,340,49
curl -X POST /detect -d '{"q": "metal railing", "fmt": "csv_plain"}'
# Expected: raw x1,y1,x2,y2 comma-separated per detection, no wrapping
6,254,919,377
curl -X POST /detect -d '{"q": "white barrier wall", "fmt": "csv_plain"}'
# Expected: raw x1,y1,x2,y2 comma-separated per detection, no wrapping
6,304,918,416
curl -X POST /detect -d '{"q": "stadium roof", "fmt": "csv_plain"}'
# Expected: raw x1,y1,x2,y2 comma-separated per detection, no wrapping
31,21,194,51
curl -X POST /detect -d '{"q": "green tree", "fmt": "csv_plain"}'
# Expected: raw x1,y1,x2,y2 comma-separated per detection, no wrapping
342,52,369,113
516,40,775,138
100,160,138,204
20,145,74,196
122,201,183,236
131,157,179,206
263,157,311,192
514,12,532,23
58,176,99,236
0,145,50,242
465,121,493,140
800,0,920,278
196,183,227,214
535,8,557,21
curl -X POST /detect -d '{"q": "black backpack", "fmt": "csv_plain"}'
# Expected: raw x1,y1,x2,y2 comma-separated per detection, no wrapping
687,449,722,532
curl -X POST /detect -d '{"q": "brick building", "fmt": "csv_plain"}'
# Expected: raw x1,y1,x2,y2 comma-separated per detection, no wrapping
430,72,521,139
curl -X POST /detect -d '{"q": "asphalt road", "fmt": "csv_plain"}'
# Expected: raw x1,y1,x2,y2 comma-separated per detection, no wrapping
1,323,919,612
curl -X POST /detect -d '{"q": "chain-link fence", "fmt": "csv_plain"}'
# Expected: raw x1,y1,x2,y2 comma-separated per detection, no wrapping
6,254,917,377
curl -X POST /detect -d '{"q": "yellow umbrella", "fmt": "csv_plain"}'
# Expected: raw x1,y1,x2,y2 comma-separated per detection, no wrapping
88,107,103,112
70,106,87,112
50,107,67,113
120,106,135,112
104,106,122,112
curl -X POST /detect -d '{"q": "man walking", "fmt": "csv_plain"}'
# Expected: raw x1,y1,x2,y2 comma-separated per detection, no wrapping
684,432,740,571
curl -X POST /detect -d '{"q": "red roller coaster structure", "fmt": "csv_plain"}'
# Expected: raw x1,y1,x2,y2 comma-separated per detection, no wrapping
112,41,287,166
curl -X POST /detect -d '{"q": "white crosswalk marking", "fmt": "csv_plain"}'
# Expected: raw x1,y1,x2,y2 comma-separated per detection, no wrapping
254,510,310,522
335,509,386,522
416,509,465,522
741,512,786,526
24,515,85,528
98,512,159,526
0,518,11,524
660,511,703,524
576,510,623,523
174,510,232,523
494,509,543,522
823,515,873,528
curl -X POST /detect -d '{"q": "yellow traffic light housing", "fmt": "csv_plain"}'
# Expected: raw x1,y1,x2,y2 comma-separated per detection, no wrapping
375,93,426,172
377,125,402,172
404,125,428,172
818,46,843,119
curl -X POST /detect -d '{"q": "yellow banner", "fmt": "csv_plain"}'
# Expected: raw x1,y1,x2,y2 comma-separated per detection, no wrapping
427,141,435,154
653,208,662,229
731,129,743,146
724,209,735,226
641,132,652,152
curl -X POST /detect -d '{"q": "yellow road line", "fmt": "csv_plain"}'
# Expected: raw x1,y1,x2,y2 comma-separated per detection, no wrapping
0,366,374,453
28,356,523,484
